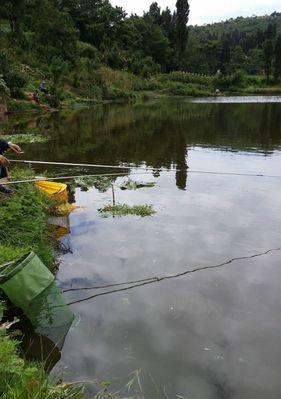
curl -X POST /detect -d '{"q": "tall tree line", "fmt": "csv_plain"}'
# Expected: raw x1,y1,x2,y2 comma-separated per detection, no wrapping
0,1,281,81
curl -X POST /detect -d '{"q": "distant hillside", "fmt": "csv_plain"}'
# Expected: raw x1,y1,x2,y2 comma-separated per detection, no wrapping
0,2,281,110
185,12,281,75
190,12,281,42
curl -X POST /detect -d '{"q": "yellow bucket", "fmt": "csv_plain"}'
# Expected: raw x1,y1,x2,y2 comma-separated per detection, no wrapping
35,181,68,203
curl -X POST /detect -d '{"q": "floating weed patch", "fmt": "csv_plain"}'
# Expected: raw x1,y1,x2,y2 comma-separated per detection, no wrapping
73,177,155,192
119,179,155,190
74,176,113,192
98,203,156,218
1,133,49,144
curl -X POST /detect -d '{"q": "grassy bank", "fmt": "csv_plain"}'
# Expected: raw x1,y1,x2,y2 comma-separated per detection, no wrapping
3,66,281,114
0,169,86,398
0,302,85,399
0,169,134,399
0,168,54,267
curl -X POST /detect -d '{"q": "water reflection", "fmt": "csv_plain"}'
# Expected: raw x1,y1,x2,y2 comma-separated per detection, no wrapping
3,98,281,398
4,99,281,189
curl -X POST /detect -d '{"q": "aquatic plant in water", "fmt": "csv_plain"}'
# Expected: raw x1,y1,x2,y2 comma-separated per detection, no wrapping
98,203,156,217
119,179,155,190
74,176,113,192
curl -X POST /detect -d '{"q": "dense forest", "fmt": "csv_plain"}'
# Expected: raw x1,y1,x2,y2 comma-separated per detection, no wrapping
0,0,281,107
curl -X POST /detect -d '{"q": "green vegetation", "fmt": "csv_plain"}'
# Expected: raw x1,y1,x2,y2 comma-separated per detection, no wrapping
1,133,49,143
0,168,54,267
120,179,156,190
74,176,114,192
0,2,280,112
98,203,156,217
0,302,84,399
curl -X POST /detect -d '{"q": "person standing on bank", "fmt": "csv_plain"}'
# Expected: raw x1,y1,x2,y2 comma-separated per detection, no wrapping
0,139,23,194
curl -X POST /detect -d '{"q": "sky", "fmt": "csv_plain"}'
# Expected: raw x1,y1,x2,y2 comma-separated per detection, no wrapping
110,0,280,25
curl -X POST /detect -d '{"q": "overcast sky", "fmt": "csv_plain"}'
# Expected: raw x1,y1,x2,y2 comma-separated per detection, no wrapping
110,0,280,25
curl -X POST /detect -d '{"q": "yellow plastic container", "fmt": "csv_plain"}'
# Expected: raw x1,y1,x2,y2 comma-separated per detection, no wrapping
35,181,68,203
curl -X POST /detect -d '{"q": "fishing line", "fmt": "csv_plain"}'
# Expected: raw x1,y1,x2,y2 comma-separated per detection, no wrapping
65,247,281,306
8,159,281,179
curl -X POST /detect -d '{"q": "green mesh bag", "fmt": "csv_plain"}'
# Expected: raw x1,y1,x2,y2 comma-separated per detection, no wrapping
22,281,75,348
0,252,75,350
0,252,54,307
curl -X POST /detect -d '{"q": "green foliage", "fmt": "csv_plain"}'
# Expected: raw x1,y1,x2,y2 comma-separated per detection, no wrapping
98,203,156,217
158,71,214,86
175,0,190,66
263,39,274,82
131,56,161,77
0,133,49,144
0,168,54,268
214,70,248,90
119,179,156,190
0,2,280,106
274,34,281,81
0,332,84,398
0,75,9,96
0,50,27,97
74,176,113,192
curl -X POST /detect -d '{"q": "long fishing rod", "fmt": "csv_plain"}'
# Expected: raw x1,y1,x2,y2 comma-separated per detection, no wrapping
8,159,281,179
5,171,151,185
9,159,174,172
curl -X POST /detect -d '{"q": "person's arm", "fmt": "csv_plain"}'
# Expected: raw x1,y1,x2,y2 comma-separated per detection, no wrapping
0,139,23,155
0,154,9,167
8,142,23,155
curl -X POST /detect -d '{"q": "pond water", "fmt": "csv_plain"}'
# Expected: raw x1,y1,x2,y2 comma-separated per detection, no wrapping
4,97,281,398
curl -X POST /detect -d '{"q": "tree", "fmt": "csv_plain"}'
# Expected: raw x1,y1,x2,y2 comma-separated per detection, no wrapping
24,0,78,64
145,2,161,25
0,0,26,40
264,22,277,40
218,39,231,73
229,45,246,73
175,0,190,68
263,39,274,83
161,7,175,42
274,35,281,81
246,48,263,75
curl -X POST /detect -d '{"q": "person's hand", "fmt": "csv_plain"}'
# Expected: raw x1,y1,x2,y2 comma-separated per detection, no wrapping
0,155,9,167
8,142,24,155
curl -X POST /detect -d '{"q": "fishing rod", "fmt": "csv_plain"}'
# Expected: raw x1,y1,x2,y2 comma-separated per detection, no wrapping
5,171,151,185
8,159,281,180
9,159,175,172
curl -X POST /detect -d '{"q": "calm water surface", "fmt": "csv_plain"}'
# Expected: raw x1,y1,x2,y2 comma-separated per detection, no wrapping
4,97,281,398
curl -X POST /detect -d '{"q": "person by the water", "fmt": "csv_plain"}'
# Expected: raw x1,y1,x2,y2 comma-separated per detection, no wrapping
39,80,48,94
0,139,23,194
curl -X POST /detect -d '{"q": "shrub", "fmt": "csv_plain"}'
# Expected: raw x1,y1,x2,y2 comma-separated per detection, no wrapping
130,56,161,77
158,71,215,87
214,70,247,90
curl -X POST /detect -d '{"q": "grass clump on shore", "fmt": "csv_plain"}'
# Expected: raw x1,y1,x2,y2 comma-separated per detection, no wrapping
98,203,156,218
0,167,54,268
0,302,84,399
1,133,49,144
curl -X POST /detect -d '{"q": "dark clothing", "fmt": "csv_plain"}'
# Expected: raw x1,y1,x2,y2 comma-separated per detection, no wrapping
0,165,8,179
0,139,9,180
0,139,9,155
